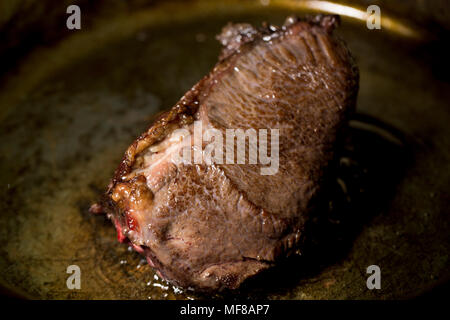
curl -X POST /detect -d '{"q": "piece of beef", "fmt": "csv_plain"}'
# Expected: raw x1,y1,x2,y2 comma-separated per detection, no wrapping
93,15,359,291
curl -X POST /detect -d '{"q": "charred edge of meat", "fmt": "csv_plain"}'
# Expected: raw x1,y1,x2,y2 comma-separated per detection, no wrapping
217,14,340,61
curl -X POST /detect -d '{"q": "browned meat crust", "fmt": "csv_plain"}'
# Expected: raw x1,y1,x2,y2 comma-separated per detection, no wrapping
93,14,359,291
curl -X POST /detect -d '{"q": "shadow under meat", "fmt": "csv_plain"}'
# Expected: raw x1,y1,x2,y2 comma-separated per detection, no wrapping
217,113,413,299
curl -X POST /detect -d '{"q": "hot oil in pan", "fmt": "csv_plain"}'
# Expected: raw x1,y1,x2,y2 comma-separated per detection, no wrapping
0,7,448,299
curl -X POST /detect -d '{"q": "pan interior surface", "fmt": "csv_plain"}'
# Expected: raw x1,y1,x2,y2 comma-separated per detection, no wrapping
0,3,449,299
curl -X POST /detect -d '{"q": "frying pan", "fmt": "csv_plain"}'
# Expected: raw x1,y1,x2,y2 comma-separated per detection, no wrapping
0,0,449,299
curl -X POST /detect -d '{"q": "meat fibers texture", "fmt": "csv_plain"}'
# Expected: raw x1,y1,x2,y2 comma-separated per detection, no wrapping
93,15,359,291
